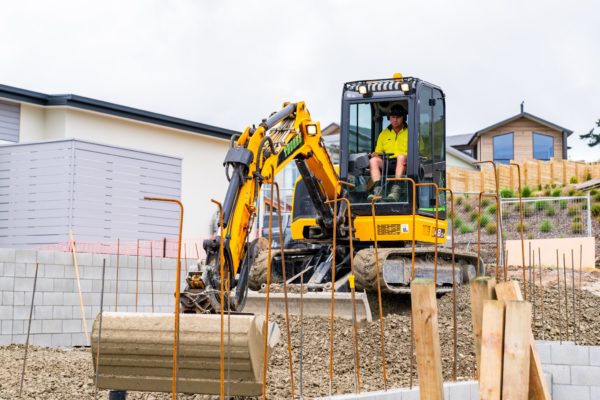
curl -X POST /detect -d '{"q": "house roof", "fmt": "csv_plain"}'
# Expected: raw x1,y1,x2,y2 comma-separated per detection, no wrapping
0,83,238,141
467,111,573,146
446,146,479,168
446,133,474,148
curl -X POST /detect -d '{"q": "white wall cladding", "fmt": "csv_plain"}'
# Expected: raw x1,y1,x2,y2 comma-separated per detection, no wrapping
0,139,182,247
0,100,20,143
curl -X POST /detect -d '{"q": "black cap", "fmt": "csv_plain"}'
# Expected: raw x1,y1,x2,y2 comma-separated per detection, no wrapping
388,104,406,117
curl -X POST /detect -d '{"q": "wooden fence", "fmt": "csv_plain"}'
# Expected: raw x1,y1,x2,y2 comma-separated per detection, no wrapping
448,159,600,193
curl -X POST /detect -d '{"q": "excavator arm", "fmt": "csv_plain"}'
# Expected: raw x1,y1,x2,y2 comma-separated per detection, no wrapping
196,101,342,312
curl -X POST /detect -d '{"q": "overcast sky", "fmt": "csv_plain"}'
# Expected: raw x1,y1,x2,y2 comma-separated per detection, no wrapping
1,0,598,160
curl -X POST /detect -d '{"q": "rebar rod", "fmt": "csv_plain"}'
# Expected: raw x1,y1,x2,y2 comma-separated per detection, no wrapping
136,239,140,312
538,248,544,341
370,195,388,391
571,249,576,344
19,261,39,397
556,250,562,343
510,163,527,299
579,244,583,341
115,238,120,312
327,188,339,397
532,249,536,324
94,259,107,400
150,243,155,313
273,179,296,399
562,253,569,341
261,188,275,400
477,192,500,279
529,242,533,304
145,197,184,400
299,271,304,400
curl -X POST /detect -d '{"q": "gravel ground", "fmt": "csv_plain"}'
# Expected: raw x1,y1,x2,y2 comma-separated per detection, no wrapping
2,269,599,399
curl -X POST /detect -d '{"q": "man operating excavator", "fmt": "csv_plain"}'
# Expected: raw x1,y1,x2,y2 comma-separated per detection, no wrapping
368,104,409,202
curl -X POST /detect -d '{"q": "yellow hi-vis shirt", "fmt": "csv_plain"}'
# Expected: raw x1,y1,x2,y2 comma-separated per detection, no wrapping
375,126,408,158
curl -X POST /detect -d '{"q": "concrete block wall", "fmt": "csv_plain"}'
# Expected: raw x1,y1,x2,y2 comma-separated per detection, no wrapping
320,380,479,400
538,341,600,400
0,248,193,347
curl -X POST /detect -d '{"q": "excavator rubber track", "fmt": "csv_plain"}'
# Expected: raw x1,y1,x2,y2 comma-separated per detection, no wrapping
353,246,482,294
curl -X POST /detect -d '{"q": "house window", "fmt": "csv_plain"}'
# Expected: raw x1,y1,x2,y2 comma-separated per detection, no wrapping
493,132,513,164
533,132,554,160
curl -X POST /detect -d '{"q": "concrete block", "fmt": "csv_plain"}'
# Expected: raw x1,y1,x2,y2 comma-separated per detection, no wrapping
35,277,53,292
590,347,600,366
23,291,44,307
572,366,600,386
52,306,73,319
76,252,93,266
43,292,64,306
82,292,99,305
159,281,175,294
31,334,52,347
119,267,137,281
117,254,129,268
11,320,24,335
127,255,139,269
82,265,103,280
51,333,71,347
13,263,27,277
37,251,56,264
401,389,419,400
14,277,34,291
552,343,589,365
12,334,26,344
0,276,14,291
33,305,52,319
3,263,15,277
42,319,63,334
117,293,136,307
0,248,16,262
15,249,37,263
161,257,177,268
25,263,38,277
0,335,11,345
71,332,89,347
63,293,80,306
64,264,75,279
77,279,93,292
536,341,552,364
13,305,31,320
13,291,25,306
545,364,571,384
0,305,13,319
553,384,590,400
2,292,14,306
590,386,600,400
54,251,73,266
0,262,3,276
28,320,43,334
63,319,82,333
52,278,73,292
1,320,13,335
44,265,65,278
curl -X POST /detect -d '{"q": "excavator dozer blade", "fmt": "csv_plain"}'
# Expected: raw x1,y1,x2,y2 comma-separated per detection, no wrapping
91,312,280,396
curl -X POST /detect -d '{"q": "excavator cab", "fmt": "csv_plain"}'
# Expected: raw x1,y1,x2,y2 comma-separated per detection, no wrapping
341,77,447,220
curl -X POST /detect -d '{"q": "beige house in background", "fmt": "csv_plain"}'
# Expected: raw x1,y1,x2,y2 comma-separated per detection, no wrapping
449,105,573,164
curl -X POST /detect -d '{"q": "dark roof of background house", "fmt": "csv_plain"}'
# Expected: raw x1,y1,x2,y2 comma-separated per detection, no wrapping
446,133,474,148
467,111,573,146
0,84,238,140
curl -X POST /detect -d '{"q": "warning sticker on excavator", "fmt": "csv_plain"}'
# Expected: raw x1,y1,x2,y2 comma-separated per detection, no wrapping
401,224,409,233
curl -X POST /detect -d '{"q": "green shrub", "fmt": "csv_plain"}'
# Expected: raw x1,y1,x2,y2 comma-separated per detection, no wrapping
502,232,507,240
481,198,491,208
459,224,474,234
590,189,598,196
521,186,533,198
582,202,587,210
559,199,568,209
546,208,556,217
551,188,562,197
486,204,497,215
567,205,579,217
540,220,552,233
544,188,551,196
537,184,543,191
592,204,600,217
586,172,592,181
485,224,497,235
479,214,491,227
500,188,515,198
595,193,600,202
572,215,582,223
568,188,576,196
534,200,548,211
571,222,583,234
469,211,478,222
456,196,464,206
570,176,578,184
453,216,464,229
463,203,473,213
523,205,534,217
518,222,528,232
527,233,534,240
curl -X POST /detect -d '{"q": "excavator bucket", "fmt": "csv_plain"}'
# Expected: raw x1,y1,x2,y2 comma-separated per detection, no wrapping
91,312,280,396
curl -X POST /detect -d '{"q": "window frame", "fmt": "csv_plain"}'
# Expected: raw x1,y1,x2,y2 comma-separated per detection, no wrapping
492,132,514,165
532,132,555,161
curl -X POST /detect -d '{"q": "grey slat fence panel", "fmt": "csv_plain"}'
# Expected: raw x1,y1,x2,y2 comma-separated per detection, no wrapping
0,100,20,142
0,139,182,247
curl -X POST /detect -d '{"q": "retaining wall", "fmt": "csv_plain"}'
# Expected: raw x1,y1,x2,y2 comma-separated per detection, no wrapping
0,248,191,347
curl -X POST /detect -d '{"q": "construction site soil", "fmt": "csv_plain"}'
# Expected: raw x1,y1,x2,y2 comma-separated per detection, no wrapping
1,268,599,400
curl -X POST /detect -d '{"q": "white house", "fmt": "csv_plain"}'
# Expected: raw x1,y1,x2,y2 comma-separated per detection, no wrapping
0,84,237,243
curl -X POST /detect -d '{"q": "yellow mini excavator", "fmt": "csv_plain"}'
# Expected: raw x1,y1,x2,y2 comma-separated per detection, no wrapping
93,75,482,396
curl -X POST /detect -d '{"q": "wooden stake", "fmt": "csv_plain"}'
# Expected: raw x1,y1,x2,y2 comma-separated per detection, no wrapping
470,276,497,377
411,278,444,400
501,301,532,400
69,230,89,342
495,281,551,400
479,300,505,400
